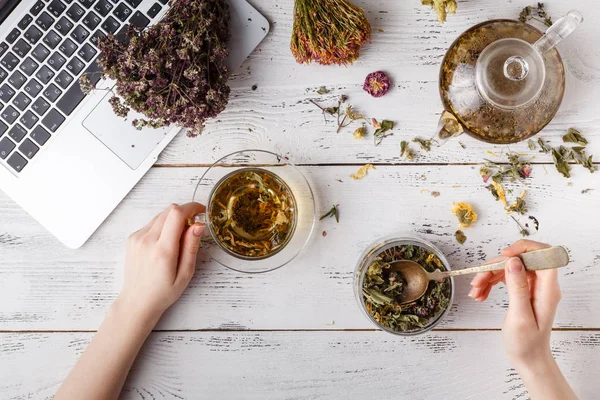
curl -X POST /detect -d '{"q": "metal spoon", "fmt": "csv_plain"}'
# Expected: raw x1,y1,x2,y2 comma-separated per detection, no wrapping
390,246,569,305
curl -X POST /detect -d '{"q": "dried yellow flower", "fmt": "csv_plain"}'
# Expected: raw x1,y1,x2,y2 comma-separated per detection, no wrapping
353,124,366,140
421,0,457,23
490,180,507,206
350,163,375,180
452,202,478,228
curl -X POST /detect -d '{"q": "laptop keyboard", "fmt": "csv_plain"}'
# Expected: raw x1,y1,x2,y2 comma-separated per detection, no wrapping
0,0,168,174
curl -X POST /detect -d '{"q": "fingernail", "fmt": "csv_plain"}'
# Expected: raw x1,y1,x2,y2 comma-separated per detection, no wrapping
507,257,523,273
470,279,476,286
468,288,477,298
193,225,204,237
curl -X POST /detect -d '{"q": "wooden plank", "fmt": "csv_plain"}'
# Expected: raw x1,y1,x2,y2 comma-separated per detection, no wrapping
154,0,600,165
1,330,599,399
1,166,598,330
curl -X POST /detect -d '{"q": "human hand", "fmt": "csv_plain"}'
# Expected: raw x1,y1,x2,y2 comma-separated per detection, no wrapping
116,202,206,325
469,240,561,369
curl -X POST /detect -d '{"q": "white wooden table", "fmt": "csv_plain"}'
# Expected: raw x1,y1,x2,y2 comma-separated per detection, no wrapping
2,1,600,398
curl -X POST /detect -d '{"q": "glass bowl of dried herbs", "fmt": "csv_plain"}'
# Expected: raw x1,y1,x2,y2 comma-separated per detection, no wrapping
192,150,316,273
354,236,454,335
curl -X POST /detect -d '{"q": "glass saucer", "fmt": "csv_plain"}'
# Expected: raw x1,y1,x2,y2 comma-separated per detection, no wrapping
192,150,316,273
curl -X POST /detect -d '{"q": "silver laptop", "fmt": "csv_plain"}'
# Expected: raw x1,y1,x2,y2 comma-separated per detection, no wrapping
0,0,269,248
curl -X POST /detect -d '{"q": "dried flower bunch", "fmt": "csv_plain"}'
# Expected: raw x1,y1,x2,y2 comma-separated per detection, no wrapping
291,0,371,65
421,0,457,23
363,71,391,98
83,0,231,136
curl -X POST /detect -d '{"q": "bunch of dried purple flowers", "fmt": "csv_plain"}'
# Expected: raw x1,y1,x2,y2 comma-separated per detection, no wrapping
290,0,371,65
82,0,231,137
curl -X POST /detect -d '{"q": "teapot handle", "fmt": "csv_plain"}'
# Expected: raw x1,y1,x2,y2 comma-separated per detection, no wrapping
433,110,465,146
533,10,583,55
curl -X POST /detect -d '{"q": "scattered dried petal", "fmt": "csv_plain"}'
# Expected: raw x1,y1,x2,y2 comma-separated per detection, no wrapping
353,124,366,140
452,202,478,228
350,163,375,180
431,191,441,197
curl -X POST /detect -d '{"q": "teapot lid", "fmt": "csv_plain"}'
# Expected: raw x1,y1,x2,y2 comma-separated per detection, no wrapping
475,38,546,109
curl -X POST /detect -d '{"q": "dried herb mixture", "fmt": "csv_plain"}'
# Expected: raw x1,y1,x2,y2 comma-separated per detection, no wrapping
362,245,452,333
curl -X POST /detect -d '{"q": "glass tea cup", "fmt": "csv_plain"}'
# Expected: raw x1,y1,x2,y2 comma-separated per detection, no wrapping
191,150,316,273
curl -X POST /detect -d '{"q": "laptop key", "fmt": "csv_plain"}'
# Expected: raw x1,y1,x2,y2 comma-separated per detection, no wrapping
113,3,132,22
78,0,95,8
0,67,7,83
43,30,62,49
19,138,40,159
31,43,50,62
36,65,55,84
19,57,39,76
0,43,8,58
1,52,19,71
70,24,90,43
24,78,43,97
147,3,162,18
57,78,86,115
66,56,85,75
47,52,66,71
2,105,20,124
90,30,106,47
59,38,78,57
82,11,101,30
94,0,113,17
54,70,74,89
43,83,62,102
0,84,15,102
129,11,150,28
19,110,39,129
101,16,120,35
30,0,45,16
24,26,43,44
0,137,15,159
8,71,27,90
13,39,32,58
12,93,32,111
124,0,142,7
18,15,34,30
30,125,51,145
8,123,27,142
48,0,67,18
42,109,65,132
55,17,74,35
7,152,28,172
7,29,20,44
35,11,55,30
66,3,85,21
77,43,96,62
32,97,51,116
158,0,167,4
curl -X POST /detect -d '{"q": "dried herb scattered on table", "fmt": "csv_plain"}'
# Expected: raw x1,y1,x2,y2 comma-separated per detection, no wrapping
320,204,339,223
452,202,478,227
519,3,553,27
316,86,330,95
543,129,597,178
563,128,588,146
363,71,391,98
373,119,394,146
400,141,415,160
83,0,231,137
455,230,467,245
362,245,451,333
291,0,371,65
421,0,457,24
413,137,433,151
350,164,375,180
353,124,366,140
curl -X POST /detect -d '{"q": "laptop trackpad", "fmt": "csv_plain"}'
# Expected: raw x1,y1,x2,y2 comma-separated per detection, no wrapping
82,91,172,170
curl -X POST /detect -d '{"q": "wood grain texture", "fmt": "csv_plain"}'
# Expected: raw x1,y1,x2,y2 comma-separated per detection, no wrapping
1,331,599,399
154,0,600,166
1,166,598,331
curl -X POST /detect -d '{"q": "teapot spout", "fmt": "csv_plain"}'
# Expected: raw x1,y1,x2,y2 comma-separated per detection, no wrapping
433,111,464,145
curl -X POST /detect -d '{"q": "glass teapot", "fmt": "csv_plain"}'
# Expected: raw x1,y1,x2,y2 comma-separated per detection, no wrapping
434,10,583,145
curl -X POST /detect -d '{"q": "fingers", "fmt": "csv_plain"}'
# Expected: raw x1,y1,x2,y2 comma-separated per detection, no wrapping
532,269,562,330
469,271,505,301
174,223,204,290
158,202,206,246
147,205,174,238
501,239,551,257
505,257,536,324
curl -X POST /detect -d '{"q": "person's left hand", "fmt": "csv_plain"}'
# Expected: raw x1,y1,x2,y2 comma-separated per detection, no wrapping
117,202,206,324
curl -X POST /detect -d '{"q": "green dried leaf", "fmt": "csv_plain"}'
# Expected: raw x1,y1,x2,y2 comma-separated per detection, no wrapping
528,139,537,150
552,148,571,178
320,204,339,223
316,86,329,95
373,119,394,146
562,128,588,146
413,137,432,151
400,141,415,160
538,137,552,153
455,230,466,245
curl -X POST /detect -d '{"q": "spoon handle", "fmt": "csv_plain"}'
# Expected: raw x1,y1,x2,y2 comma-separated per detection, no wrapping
444,246,569,278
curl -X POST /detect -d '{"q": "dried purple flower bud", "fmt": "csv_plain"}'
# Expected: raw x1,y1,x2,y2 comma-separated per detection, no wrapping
363,70,391,98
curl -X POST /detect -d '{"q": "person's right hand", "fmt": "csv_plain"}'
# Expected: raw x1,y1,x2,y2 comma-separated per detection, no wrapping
470,240,561,368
